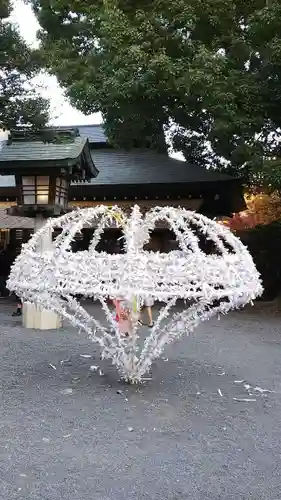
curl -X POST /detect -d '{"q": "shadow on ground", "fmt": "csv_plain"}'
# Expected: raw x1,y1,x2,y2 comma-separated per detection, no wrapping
1,300,281,500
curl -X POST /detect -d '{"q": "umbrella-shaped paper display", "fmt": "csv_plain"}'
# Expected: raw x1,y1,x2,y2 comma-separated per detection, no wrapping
7,205,263,383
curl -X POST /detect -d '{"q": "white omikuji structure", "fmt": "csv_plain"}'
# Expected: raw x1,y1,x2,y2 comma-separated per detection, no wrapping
8,205,263,383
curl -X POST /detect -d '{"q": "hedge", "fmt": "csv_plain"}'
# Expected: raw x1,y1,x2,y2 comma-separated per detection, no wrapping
237,221,281,300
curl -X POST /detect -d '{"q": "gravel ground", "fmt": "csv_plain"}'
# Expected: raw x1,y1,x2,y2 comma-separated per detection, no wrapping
1,300,281,500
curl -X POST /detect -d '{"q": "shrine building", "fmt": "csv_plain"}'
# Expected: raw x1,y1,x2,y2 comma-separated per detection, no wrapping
0,124,245,290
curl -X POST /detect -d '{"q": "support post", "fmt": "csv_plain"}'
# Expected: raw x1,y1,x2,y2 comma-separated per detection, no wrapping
22,215,62,330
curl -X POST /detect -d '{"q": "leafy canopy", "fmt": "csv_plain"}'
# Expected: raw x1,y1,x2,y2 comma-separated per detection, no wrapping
0,0,49,130
33,0,281,188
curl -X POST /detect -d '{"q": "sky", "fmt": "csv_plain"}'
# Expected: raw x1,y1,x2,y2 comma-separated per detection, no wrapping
10,0,102,126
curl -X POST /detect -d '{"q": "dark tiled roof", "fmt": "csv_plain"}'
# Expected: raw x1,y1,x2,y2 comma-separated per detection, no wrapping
0,208,35,229
0,148,236,188
58,124,107,144
77,148,235,186
0,135,87,163
0,124,237,188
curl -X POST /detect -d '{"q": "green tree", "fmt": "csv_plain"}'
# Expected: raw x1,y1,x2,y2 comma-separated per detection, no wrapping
0,0,49,130
33,0,281,188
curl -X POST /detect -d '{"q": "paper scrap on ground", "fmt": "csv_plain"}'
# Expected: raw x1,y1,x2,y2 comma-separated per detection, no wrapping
61,388,73,395
254,386,274,393
233,398,256,402
60,359,71,366
90,365,99,372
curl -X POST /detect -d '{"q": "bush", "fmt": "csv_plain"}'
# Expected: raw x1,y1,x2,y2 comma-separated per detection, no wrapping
238,221,281,300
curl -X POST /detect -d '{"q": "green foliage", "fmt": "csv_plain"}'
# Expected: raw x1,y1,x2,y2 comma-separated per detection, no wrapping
0,0,49,130
33,0,281,187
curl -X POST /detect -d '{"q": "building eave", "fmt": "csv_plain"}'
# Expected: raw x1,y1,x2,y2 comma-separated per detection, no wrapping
0,130,99,180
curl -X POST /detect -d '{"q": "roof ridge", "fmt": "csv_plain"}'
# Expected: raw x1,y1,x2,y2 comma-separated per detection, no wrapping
0,135,89,162
56,124,104,129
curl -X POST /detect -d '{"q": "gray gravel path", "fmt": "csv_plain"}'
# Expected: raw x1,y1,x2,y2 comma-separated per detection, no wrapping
1,301,281,500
